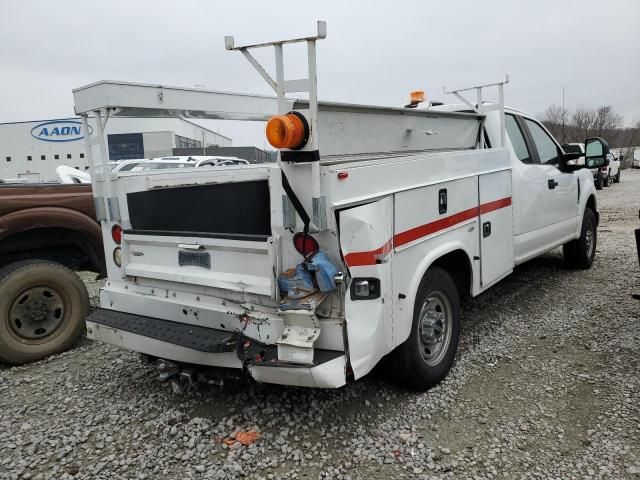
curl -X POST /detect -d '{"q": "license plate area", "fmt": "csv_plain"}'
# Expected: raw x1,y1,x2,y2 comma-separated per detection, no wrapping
178,250,211,269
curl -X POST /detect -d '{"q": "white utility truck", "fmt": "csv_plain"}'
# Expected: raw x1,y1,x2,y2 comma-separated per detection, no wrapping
75,23,608,390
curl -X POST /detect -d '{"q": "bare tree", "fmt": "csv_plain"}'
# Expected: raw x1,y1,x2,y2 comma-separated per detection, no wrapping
571,106,598,140
591,106,623,137
539,105,569,141
539,104,632,156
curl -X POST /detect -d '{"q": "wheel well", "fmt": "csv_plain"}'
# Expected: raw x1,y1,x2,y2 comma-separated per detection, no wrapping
431,249,472,300
0,227,101,272
586,195,599,225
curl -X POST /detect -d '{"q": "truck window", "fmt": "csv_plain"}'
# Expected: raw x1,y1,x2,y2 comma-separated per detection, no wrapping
524,119,560,165
505,114,532,164
118,163,139,172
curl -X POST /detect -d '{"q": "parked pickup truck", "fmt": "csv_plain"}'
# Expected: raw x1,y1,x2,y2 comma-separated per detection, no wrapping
607,152,621,185
76,23,609,391
0,183,103,364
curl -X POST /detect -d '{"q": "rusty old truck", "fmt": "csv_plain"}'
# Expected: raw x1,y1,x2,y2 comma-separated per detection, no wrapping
0,182,104,364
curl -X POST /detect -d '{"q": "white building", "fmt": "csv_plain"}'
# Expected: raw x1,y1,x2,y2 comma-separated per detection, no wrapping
0,117,232,182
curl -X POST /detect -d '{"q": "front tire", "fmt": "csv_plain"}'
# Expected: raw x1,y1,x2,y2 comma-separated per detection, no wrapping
604,172,611,187
388,267,461,391
614,170,621,183
0,260,88,365
563,208,597,270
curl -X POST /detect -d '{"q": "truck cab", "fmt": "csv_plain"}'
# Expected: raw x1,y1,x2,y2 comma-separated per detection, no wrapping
488,109,597,263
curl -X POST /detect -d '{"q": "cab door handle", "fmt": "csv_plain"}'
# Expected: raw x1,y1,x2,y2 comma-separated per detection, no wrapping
548,179,559,189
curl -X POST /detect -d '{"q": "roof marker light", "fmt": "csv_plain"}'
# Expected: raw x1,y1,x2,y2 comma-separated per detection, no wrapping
405,90,426,108
265,112,309,150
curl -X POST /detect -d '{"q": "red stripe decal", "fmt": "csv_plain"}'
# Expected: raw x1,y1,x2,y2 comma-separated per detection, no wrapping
479,197,512,215
394,205,479,248
344,238,393,267
345,196,512,267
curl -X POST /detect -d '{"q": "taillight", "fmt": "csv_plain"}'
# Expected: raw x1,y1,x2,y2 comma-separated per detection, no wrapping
265,111,309,150
293,232,319,257
111,224,122,244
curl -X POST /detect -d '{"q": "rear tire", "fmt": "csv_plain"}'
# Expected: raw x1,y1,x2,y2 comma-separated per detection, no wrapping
0,260,88,365
563,208,597,270
604,173,611,187
595,174,603,190
614,170,621,183
387,267,460,391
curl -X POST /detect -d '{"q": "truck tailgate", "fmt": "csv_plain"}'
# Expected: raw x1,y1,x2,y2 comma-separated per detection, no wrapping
123,233,276,296
113,166,280,298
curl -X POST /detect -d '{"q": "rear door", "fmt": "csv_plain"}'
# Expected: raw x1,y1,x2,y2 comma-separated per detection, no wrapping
339,196,394,380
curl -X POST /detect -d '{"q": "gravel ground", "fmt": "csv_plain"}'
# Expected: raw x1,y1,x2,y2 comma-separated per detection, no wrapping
1,170,639,480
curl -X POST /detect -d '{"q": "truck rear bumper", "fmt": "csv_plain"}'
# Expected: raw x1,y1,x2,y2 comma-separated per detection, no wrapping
86,308,346,388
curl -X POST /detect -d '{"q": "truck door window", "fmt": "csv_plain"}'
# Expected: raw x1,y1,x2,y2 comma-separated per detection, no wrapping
505,114,532,164
524,119,561,165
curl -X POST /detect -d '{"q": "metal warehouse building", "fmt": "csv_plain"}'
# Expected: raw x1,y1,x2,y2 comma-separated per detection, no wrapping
0,117,232,182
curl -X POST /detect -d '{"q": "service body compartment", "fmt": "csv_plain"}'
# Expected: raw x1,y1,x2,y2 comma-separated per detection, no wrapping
478,169,513,286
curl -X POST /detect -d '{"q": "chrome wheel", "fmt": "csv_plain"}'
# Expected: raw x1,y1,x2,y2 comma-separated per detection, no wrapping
418,291,452,366
8,287,66,341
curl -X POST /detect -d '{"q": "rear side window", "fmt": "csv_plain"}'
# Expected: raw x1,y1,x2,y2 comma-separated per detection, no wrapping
118,163,139,171
524,119,561,165
505,115,532,164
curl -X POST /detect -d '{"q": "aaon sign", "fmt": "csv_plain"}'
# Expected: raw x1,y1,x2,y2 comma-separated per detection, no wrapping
30,120,92,142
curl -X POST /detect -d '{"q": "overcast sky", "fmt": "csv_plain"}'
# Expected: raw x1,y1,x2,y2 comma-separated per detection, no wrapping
1,0,639,146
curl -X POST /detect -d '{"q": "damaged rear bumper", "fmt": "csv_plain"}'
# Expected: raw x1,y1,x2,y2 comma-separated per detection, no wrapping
86,308,346,388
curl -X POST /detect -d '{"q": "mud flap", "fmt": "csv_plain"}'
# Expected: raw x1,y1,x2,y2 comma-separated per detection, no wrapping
339,196,394,379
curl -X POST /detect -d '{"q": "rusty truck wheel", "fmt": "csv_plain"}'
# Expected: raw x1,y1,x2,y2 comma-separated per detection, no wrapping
0,260,88,365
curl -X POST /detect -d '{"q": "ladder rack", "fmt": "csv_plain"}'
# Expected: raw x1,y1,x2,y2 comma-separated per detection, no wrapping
73,22,508,230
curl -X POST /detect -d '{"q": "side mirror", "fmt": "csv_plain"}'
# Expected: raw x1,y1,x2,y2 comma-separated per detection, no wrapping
584,137,610,169
563,151,583,162
559,144,584,171
620,154,625,162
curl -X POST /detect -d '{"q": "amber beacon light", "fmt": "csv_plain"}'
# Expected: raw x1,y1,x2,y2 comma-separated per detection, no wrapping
265,111,309,149
405,90,426,108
